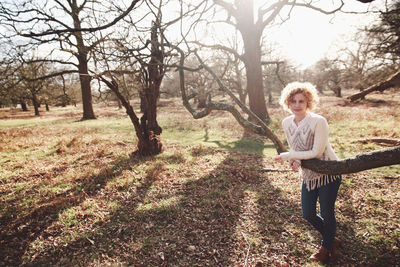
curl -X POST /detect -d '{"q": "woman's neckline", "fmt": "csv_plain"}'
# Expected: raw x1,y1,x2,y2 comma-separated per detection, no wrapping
293,112,310,126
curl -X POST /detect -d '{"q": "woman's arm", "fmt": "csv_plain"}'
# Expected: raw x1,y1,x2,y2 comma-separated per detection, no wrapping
278,118,329,161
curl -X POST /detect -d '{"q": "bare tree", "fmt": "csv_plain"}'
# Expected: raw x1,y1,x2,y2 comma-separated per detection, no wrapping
367,1,400,61
306,58,344,97
0,52,37,111
18,61,47,116
0,0,141,120
97,22,166,156
91,0,186,156
347,1,400,101
199,0,347,122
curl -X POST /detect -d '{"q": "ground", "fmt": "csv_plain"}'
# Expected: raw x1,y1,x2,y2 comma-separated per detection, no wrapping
0,89,399,266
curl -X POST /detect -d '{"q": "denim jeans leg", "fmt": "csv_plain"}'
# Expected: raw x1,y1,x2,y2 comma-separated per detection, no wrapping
319,176,342,250
301,182,324,236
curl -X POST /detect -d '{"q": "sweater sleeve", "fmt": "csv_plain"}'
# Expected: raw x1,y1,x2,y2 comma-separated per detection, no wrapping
280,117,329,161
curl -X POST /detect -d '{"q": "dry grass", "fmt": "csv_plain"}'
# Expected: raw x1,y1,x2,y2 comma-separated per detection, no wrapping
0,90,399,266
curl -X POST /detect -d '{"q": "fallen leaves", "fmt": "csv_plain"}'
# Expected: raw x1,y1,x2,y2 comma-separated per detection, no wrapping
1,101,399,266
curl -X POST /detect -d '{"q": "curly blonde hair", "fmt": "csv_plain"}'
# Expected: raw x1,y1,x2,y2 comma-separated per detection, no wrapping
279,82,319,113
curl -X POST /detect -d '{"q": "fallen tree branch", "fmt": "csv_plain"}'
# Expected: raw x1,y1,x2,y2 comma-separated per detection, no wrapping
259,168,292,172
348,70,400,102
358,138,400,146
301,146,400,175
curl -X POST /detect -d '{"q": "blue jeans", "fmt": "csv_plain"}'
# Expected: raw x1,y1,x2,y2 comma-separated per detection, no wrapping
301,175,342,250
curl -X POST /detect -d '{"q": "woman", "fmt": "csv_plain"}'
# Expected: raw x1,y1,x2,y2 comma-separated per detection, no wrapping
274,82,342,264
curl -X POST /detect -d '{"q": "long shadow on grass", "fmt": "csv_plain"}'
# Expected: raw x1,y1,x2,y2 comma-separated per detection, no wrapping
0,154,148,266
203,127,276,155
20,135,394,266
333,175,400,266
22,133,315,266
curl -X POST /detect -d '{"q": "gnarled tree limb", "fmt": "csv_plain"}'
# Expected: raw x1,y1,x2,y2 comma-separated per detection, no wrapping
301,146,400,175
348,70,400,102
170,44,287,153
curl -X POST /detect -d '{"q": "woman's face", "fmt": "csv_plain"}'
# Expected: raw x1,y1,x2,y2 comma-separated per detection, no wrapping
289,92,308,117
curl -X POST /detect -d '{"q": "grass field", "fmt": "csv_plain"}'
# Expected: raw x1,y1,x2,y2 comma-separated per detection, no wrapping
0,90,399,266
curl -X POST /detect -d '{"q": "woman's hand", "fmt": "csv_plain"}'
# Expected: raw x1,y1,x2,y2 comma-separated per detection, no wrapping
274,155,283,163
289,160,301,171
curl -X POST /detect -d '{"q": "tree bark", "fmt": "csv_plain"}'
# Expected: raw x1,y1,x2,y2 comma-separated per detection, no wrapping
20,100,28,111
236,0,269,121
77,54,96,120
100,77,163,156
335,87,342,97
31,94,40,116
141,23,164,136
60,75,70,107
301,146,400,175
348,70,400,102
72,3,96,121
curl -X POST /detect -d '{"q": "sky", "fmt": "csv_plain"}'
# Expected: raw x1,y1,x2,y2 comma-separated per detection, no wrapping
265,1,384,68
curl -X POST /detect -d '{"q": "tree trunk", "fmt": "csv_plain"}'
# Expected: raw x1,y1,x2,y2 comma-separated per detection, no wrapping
236,0,269,122
335,87,342,97
143,22,163,137
20,100,28,111
98,22,164,157
136,22,164,155
301,146,400,175
73,10,96,120
140,93,145,113
197,93,207,109
243,42,268,121
32,94,40,116
101,78,162,157
78,53,96,120
234,62,246,104
61,75,70,107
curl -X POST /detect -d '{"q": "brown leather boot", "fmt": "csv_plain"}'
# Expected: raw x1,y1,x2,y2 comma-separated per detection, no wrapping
309,246,329,263
330,237,341,260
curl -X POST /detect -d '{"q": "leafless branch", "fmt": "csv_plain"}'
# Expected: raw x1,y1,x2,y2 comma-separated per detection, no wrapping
287,0,345,15
169,42,286,153
17,0,141,37
192,41,243,61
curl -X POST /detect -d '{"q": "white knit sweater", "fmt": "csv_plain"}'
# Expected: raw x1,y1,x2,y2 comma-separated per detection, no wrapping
279,112,339,190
